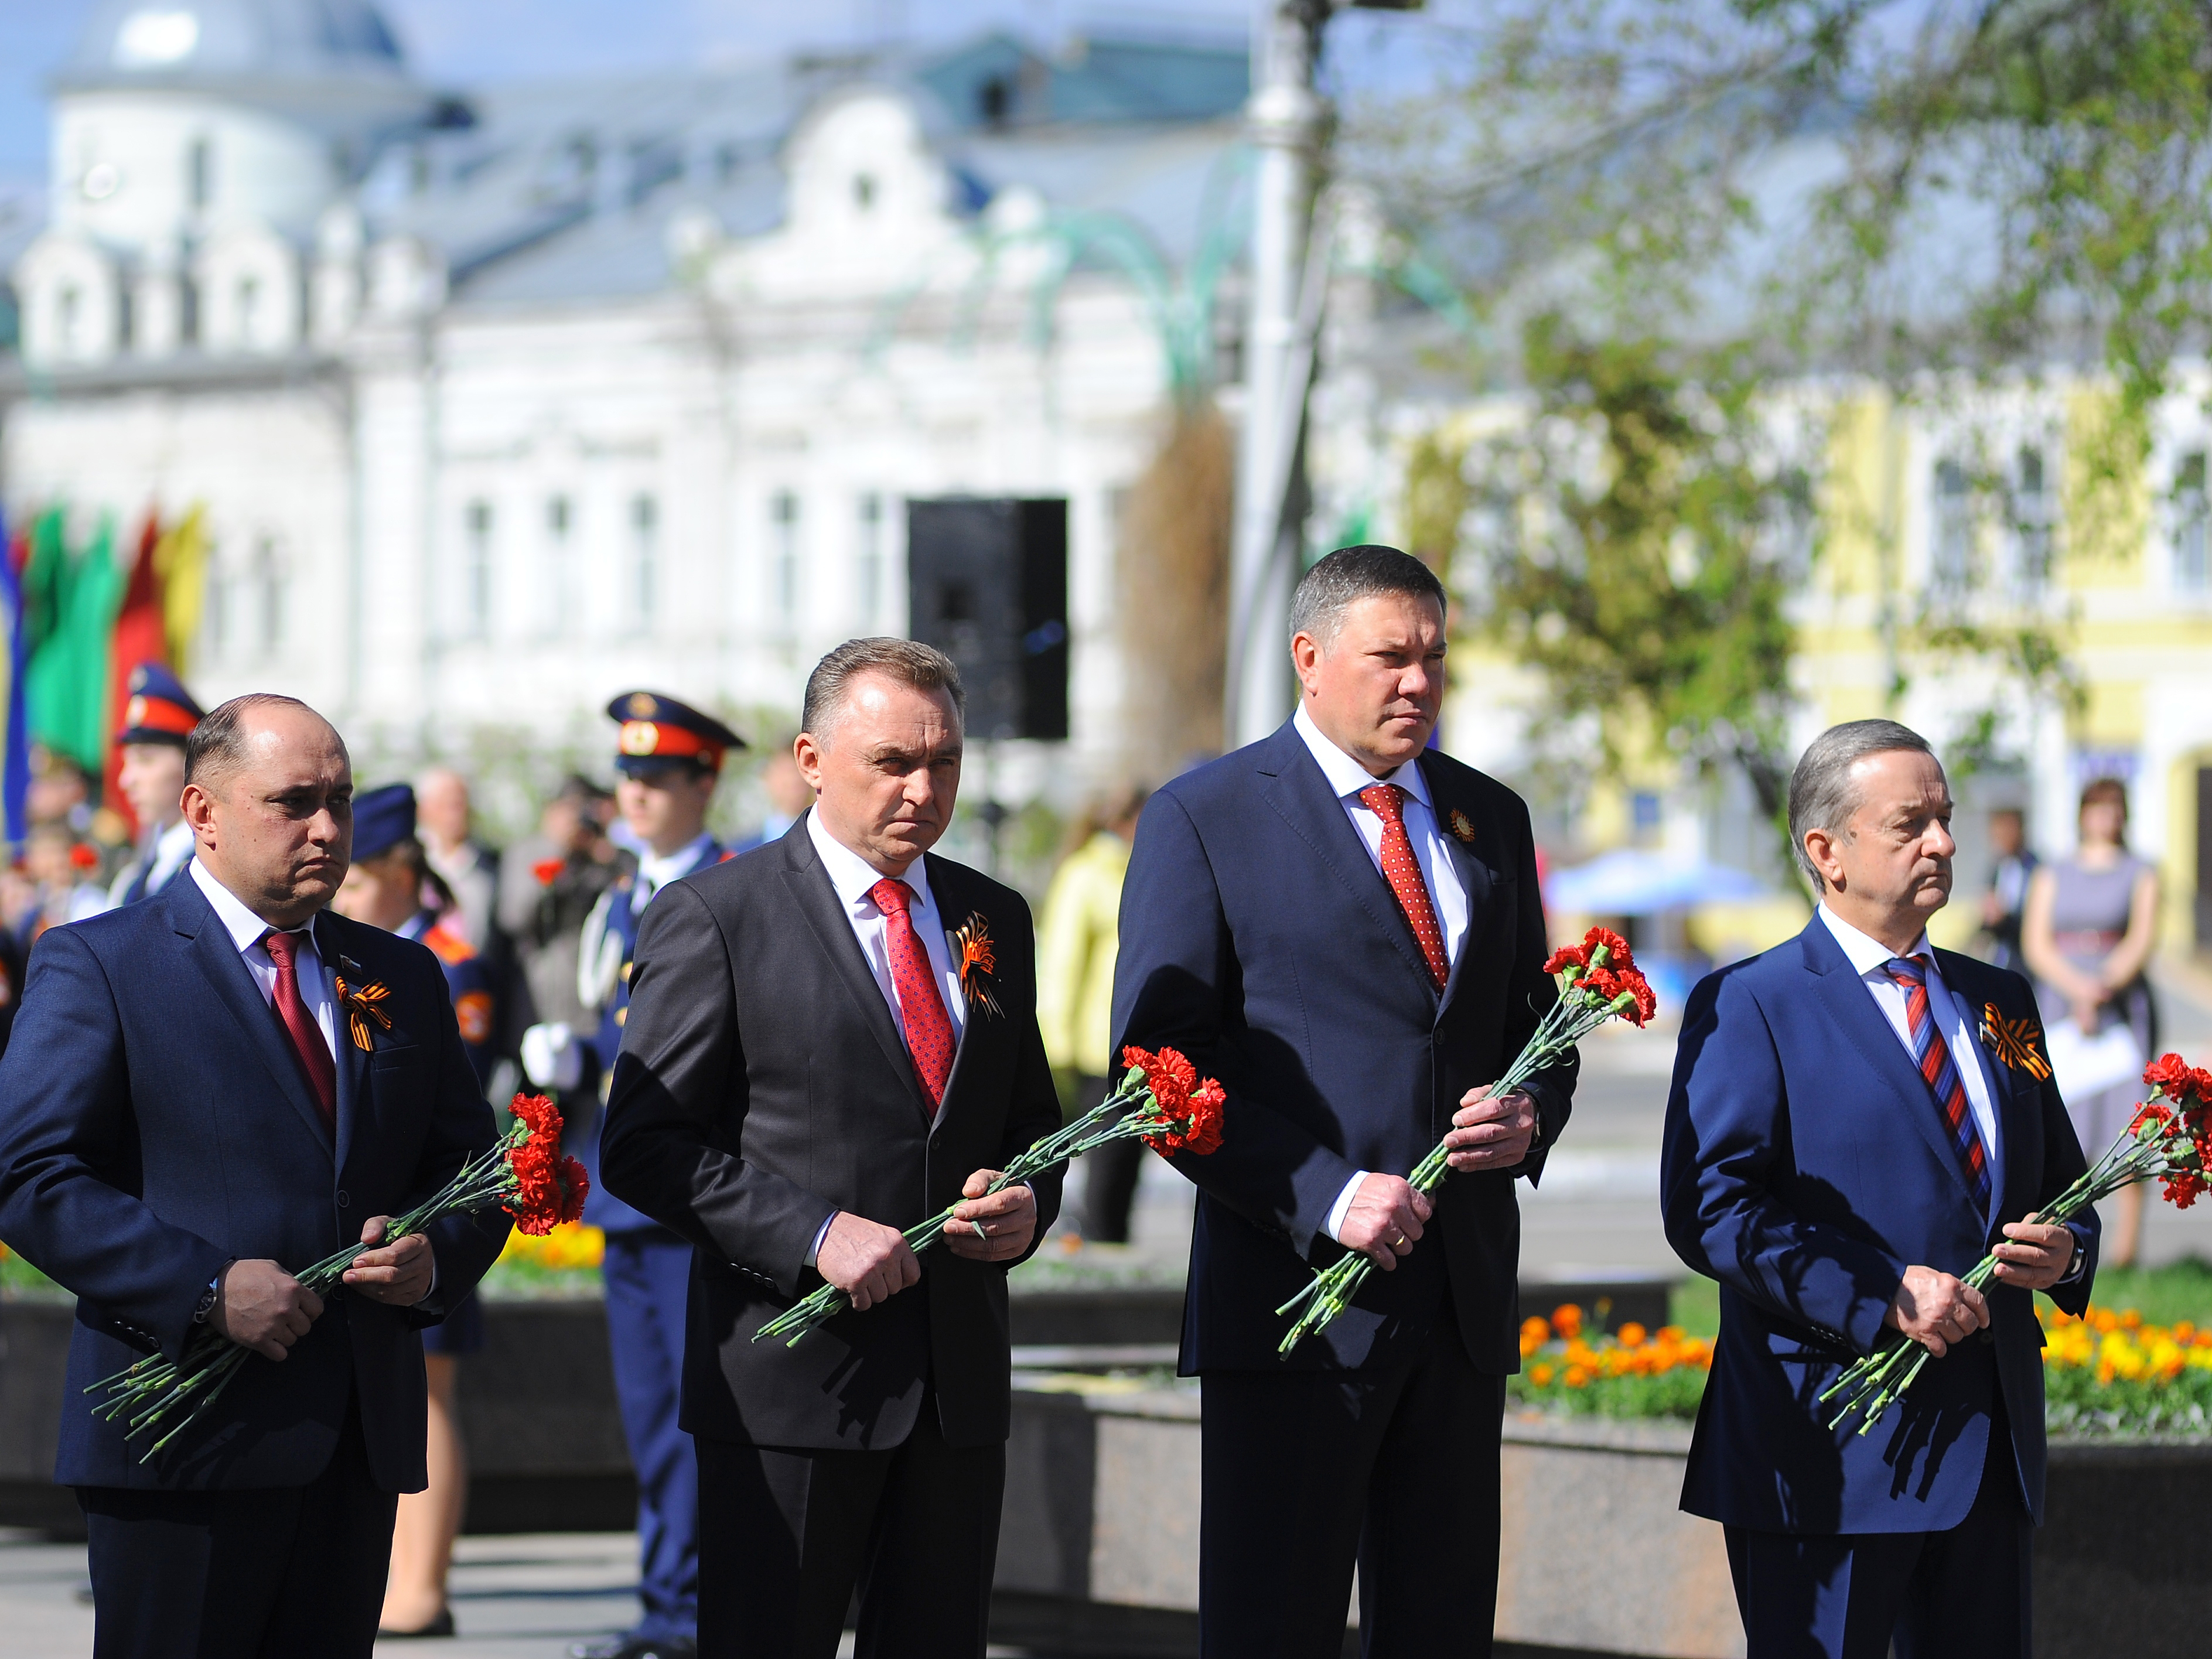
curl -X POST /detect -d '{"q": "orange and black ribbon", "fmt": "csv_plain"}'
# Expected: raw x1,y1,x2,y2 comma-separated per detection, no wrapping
334,976,394,1052
1981,1002,2052,1080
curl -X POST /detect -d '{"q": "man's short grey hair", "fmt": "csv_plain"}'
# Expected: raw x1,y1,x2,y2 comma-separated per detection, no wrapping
1288,545,1449,647
1786,719,1937,888
801,638,966,742
185,694,335,791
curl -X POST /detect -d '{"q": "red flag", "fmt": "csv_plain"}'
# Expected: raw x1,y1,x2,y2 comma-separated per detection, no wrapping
105,513,168,839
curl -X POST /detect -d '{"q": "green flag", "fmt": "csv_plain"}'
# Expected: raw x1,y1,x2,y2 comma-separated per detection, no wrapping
24,509,127,775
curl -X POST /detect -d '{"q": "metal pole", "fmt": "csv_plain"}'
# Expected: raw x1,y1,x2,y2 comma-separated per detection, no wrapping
1226,1,1330,750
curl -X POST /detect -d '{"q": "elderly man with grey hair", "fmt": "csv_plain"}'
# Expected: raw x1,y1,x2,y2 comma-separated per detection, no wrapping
1661,718,2097,1659
1112,544,1575,1657
598,638,1063,1659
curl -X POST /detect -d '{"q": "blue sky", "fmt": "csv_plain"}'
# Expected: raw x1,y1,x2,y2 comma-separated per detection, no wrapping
0,1,1271,182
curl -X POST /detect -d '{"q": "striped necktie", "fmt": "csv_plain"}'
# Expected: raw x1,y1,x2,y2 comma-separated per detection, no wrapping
1883,954,1991,1210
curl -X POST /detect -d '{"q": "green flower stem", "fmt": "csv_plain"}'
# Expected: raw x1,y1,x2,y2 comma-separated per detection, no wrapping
1819,1121,2178,1435
89,1120,537,1464
1275,971,1640,1356
756,1067,1175,1349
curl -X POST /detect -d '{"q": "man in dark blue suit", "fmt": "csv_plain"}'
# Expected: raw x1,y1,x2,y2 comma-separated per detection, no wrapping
1663,719,2096,1658
1114,547,1575,1658
0,694,509,1659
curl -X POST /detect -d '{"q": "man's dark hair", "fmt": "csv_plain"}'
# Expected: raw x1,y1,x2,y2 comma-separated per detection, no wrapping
1786,718,1937,889
1288,545,1448,646
185,694,323,790
802,638,966,740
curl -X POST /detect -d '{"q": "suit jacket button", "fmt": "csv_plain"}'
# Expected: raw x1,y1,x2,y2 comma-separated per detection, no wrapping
336,1189,350,1208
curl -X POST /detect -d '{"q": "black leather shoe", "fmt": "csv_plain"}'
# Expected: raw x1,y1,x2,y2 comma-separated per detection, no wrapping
378,1606,455,1638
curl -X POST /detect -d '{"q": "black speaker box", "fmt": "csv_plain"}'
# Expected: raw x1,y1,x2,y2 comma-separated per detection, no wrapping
906,497,1069,742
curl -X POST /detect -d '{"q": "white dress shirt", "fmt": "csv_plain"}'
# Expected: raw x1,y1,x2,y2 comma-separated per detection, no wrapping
1293,704,1470,967
803,810,974,1265
633,831,720,912
189,859,339,1059
1817,904,2002,1207
1291,705,1477,1245
805,809,967,1048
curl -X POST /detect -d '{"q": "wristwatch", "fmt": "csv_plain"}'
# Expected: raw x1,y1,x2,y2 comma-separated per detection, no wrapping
192,1260,234,1326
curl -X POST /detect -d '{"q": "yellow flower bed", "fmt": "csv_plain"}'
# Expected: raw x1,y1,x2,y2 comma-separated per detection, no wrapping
494,1221,606,1272
2042,1305,2212,1436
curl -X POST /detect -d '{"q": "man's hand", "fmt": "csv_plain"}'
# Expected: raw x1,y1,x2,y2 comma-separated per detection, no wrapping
1443,1084,1538,1173
212,1259,324,1361
1337,1174,1432,1270
945,1172,1037,1262
1990,1221,2075,1291
817,1212,920,1311
1885,1265,1989,1357
342,1216,435,1307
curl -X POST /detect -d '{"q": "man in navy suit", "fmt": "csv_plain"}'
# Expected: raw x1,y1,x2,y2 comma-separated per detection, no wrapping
1662,719,2096,1658
0,694,508,1659
1113,546,1575,1658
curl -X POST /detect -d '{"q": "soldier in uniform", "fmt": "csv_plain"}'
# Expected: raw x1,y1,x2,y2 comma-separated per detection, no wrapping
332,783,497,1639
108,663,205,908
524,693,743,1659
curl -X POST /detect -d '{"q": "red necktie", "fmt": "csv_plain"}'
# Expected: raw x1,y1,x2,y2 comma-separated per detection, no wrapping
1359,783,1450,992
869,879,956,1115
261,929,337,1134
1883,955,1992,1209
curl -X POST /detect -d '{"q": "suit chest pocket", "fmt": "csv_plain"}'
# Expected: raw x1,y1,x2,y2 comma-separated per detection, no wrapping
370,1044,426,1080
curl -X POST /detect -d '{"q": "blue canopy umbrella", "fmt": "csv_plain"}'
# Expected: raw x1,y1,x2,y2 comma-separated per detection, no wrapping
1544,849,1770,916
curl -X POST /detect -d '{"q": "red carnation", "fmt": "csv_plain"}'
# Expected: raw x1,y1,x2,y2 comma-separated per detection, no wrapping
510,1091,564,1142
1585,926,1635,972
1542,944,1590,976
556,1155,590,1226
532,858,565,886
1616,965,1658,1028
1179,1077,1227,1157
2145,1054,2196,1098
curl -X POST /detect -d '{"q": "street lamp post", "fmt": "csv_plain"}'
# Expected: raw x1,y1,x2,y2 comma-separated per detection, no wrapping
1224,0,1419,751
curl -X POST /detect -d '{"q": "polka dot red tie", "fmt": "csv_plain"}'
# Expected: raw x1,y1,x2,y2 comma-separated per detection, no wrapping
870,878,955,1115
1359,783,1450,992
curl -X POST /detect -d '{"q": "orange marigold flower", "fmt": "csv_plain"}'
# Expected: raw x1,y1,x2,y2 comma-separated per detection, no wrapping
1563,1364,1589,1388
1530,1364,1554,1386
1551,1303,1583,1339
1617,1322,1648,1349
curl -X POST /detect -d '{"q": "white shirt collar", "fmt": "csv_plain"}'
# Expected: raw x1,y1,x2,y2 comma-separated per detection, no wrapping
1292,702,1433,808
152,815,196,861
637,831,716,893
1818,902,1931,977
189,858,325,956
805,808,937,914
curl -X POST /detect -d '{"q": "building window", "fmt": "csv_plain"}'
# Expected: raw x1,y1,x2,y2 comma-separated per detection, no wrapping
772,491,800,625
856,493,883,630
461,500,493,640
188,138,211,211
2177,452,2210,593
1931,459,1972,596
2014,446,2051,595
544,496,575,638
629,493,657,633
854,173,876,210
250,537,284,658
235,276,260,344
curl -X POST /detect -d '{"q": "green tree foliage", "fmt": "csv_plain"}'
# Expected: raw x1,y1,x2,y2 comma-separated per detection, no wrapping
1463,318,1802,832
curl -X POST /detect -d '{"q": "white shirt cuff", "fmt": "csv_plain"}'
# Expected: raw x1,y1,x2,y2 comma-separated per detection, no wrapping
1326,1172,1371,1245
804,1212,837,1269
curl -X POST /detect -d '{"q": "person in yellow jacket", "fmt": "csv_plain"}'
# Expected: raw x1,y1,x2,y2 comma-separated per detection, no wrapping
1037,785,1150,1241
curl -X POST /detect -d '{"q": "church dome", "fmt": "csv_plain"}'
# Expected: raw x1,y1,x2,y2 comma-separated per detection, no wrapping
60,0,407,87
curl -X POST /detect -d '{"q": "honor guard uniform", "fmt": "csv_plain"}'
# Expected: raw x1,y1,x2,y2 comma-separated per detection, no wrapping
349,783,495,1364
109,664,204,908
524,692,741,1659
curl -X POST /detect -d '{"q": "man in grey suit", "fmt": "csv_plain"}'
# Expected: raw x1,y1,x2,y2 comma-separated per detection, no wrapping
600,637,1064,1659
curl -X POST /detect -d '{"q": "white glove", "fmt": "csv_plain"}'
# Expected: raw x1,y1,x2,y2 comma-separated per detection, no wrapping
520,1021,583,1091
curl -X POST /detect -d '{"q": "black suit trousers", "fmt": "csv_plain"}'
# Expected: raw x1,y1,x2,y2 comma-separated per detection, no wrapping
1200,1296,1507,1659
78,1394,396,1659
696,1391,1005,1659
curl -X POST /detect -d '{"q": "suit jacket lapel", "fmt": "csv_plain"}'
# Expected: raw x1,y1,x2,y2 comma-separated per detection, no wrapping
1800,922,1979,1211
1258,723,1439,995
1420,756,1497,1020
780,827,932,1122
171,879,336,1158
322,916,373,1173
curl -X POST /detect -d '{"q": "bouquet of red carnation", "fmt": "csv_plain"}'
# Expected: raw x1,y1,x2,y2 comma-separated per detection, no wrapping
90,1093,585,1461
756,1044,1224,1347
1276,927,1656,1355
1822,1053,2212,1435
